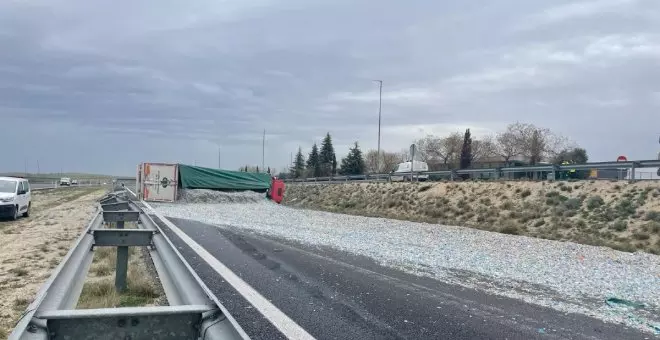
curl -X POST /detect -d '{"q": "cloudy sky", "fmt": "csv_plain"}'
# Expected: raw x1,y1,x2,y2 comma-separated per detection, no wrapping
1,0,659,175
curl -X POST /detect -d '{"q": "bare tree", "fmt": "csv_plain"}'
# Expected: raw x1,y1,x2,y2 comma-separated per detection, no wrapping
495,122,527,164
364,150,380,173
399,148,411,162
382,152,401,172
414,135,443,162
365,150,404,173
471,135,498,163
518,123,569,165
437,132,463,166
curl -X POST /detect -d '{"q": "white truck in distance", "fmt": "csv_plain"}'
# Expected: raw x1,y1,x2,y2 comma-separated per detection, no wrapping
59,177,71,186
390,161,429,182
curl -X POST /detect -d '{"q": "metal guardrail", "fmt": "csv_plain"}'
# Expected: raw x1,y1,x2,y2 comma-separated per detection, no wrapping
9,190,247,340
284,159,660,183
31,183,106,191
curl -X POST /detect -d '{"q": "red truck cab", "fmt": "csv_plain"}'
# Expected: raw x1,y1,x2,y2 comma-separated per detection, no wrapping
268,177,285,204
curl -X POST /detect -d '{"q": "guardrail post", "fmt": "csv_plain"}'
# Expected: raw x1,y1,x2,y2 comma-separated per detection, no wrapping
630,162,637,182
550,165,558,181
115,220,128,292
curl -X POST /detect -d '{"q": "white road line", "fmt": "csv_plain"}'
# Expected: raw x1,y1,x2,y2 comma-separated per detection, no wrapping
141,200,316,340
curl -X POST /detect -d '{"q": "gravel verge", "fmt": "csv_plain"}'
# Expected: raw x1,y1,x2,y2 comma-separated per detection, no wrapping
153,198,660,335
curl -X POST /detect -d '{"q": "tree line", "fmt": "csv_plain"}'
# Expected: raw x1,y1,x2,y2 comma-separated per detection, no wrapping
286,122,589,179
291,133,340,178
413,122,587,169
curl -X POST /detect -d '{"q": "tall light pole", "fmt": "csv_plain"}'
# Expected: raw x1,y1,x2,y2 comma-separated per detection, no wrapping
373,80,383,173
261,129,266,172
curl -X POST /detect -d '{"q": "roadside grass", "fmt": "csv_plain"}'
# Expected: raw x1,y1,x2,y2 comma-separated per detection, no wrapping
284,182,660,254
39,187,101,210
77,246,160,309
13,297,31,311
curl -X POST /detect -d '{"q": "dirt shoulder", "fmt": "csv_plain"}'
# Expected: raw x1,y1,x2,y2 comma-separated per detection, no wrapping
0,188,105,337
283,180,660,254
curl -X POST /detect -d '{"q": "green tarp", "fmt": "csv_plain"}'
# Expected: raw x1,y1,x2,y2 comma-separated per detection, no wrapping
177,164,271,191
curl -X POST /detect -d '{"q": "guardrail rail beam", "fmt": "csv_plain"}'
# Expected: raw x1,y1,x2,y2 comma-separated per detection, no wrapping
9,190,248,340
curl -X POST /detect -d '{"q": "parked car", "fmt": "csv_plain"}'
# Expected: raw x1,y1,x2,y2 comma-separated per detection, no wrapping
390,161,429,182
59,177,71,186
0,176,32,220
71,179,79,185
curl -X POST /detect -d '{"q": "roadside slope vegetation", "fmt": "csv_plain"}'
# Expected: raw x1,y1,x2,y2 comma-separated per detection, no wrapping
283,181,660,254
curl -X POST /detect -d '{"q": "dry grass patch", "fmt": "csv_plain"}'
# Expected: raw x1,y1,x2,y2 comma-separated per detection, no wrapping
13,297,31,311
77,246,160,309
9,267,28,277
0,187,106,336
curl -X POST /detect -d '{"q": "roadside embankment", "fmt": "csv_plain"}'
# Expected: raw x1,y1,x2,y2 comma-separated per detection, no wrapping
0,188,105,337
283,180,660,254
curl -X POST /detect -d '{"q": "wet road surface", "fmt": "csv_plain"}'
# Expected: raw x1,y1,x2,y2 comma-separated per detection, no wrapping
155,216,652,340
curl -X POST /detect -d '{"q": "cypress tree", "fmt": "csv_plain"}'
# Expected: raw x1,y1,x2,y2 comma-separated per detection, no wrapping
319,133,337,176
307,143,321,177
339,142,366,175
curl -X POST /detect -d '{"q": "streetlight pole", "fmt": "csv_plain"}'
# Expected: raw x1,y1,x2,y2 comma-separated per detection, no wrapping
373,80,383,173
262,129,266,172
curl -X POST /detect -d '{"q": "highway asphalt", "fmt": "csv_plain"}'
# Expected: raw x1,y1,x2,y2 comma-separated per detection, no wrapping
157,216,653,340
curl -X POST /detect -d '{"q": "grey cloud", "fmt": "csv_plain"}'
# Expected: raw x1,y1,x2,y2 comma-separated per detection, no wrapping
1,0,659,175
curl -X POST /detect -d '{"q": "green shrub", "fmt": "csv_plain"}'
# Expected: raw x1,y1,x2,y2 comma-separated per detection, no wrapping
632,232,650,241
586,196,604,210
520,189,532,198
500,224,520,235
615,199,637,218
644,210,660,222
610,220,627,232
643,221,660,234
563,198,582,210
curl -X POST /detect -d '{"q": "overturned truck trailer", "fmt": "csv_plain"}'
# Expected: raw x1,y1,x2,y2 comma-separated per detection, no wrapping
136,163,285,203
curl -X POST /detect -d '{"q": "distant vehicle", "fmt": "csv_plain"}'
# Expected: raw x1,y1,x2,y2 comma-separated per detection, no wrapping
390,161,429,182
0,176,32,220
59,177,71,186
71,179,79,185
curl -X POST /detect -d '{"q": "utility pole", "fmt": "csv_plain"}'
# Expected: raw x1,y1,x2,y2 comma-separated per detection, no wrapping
262,129,266,173
373,80,383,173
37,160,40,174
218,148,221,169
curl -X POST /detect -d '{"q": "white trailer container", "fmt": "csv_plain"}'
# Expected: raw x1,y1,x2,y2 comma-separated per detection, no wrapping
138,163,179,202
390,161,429,182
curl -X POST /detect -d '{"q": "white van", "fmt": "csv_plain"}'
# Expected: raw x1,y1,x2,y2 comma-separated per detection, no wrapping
0,177,32,220
390,161,429,182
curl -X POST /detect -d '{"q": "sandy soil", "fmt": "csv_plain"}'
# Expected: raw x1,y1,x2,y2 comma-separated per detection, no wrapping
0,188,105,336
